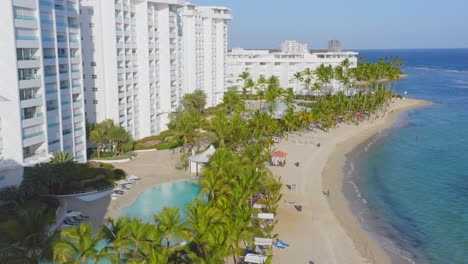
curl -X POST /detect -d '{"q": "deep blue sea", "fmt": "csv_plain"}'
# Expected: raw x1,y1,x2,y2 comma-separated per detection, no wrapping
348,49,468,264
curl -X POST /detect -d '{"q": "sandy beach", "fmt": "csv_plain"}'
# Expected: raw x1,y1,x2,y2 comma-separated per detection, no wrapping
271,98,431,264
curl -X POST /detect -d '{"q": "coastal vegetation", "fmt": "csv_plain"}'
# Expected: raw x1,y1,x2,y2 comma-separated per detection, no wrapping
89,120,134,159
0,57,403,263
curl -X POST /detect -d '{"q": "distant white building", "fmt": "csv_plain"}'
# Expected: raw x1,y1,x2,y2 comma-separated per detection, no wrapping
280,40,308,54
0,0,87,175
226,46,358,95
80,0,231,139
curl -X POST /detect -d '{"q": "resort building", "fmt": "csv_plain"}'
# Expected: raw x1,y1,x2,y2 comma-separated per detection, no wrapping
0,0,87,173
182,4,232,107
280,40,309,54
80,0,231,139
226,41,358,95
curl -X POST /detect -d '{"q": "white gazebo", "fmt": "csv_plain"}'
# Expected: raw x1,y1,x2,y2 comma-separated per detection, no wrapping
244,253,267,264
188,145,216,176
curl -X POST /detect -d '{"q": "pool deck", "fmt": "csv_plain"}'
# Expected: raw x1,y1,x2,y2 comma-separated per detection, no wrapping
64,149,194,229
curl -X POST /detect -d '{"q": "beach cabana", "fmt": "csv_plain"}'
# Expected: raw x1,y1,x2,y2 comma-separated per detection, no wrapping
271,151,287,167
252,213,274,220
253,203,266,209
188,145,216,176
244,253,267,264
254,237,273,246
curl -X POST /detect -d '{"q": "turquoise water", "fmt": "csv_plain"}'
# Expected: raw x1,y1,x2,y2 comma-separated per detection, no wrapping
350,49,468,264
120,179,201,222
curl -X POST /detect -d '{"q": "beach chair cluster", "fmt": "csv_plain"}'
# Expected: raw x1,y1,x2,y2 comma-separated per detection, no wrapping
111,175,140,200
61,211,89,228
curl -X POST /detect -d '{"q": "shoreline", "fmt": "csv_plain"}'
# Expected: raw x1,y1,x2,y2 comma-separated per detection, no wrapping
272,98,432,264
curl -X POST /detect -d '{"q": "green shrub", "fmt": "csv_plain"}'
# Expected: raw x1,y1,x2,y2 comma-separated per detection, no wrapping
100,163,115,170
113,169,126,179
134,130,174,144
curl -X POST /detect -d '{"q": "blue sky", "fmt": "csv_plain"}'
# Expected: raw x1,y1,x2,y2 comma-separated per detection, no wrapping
192,0,468,50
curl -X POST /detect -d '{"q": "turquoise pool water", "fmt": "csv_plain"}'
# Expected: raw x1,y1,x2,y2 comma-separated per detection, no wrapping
120,179,201,222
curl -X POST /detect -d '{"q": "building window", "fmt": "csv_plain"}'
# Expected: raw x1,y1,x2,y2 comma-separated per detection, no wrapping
91,62,96,66
83,75,85,79
93,100,98,104
92,87,98,91
92,75,97,79
89,23,94,28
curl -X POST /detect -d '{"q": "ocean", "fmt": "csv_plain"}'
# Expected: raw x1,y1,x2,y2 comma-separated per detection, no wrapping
345,49,468,264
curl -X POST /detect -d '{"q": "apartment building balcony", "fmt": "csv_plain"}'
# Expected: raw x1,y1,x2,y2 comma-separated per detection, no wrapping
70,55,80,64
123,4,129,11
20,94,43,108
73,114,83,123
13,0,37,9
14,15,39,29
71,71,81,79
117,54,124,61
59,73,69,81
19,75,42,89
124,17,130,24
69,40,80,49
42,54,55,65
16,36,40,48
23,148,47,165
72,86,81,94
125,67,132,73
17,56,41,68
23,131,45,147
74,126,84,137
75,142,84,152
73,100,82,109
67,7,78,17
21,112,44,128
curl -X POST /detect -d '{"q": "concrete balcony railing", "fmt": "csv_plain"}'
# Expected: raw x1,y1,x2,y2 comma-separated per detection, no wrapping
22,112,43,120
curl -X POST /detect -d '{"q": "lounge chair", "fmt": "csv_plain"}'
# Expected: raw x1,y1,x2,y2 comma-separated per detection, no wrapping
63,219,78,225
273,243,285,249
278,240,290,247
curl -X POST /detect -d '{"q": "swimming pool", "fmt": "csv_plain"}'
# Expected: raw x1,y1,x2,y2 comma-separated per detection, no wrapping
119,179,201,222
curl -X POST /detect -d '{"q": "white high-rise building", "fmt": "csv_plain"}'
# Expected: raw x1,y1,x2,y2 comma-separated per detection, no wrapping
280,40,308,54
80,0,231,139
0,0,87,177
226,47,358,94
182,3,232,107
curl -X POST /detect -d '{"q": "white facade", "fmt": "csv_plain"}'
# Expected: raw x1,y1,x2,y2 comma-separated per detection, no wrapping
226,48,358,94
182,4,231,107
0,0,87,178
80,0,231,139
280,40,308,54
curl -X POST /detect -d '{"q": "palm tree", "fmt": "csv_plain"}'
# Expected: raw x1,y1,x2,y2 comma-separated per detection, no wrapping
127,219,154,255
238,71,250,96
0,206,56,264
50,151,75,165
89,127,106,158
154,207,187,248
291,71,303,95
210,110,230,148
185,199,226,262
53,223,109,264
100,217,131,262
